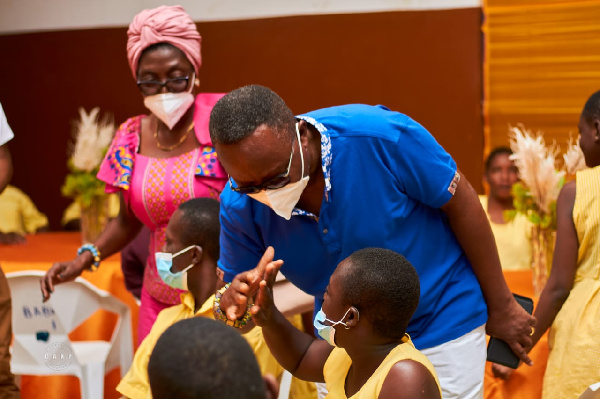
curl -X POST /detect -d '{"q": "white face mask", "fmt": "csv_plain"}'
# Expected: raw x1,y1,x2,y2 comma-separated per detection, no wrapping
248,124,310,220
143,74,195,130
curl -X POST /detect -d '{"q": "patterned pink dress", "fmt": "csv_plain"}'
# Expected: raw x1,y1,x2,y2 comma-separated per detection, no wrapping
97,93,227,341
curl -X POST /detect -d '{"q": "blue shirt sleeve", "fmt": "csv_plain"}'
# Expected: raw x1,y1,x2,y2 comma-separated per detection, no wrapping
390,112,457,209
218,186,265,283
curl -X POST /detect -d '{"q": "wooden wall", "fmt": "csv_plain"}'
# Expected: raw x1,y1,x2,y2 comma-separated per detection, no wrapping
0,8,483,229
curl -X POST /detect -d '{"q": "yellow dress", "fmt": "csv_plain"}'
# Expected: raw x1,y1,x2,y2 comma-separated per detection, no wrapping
542,166,600,399
479,195,532,271
323,335,441,398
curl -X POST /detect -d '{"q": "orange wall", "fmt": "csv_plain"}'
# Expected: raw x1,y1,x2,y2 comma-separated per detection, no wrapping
0,8,483,229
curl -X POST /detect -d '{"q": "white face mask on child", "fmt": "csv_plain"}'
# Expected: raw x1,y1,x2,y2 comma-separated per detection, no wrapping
313,307,354,347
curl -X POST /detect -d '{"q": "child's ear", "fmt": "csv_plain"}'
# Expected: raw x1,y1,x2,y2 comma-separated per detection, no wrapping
191,245,203,264
594,119,600,142
345,306,360,328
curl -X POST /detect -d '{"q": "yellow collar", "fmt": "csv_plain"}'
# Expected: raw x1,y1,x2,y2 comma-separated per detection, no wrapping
180,292,216,315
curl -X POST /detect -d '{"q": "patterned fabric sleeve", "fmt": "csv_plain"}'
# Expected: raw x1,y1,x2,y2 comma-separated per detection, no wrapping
97,116,142,193
192,93,228,188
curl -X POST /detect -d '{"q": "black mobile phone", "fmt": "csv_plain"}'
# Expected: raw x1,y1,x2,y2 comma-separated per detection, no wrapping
486,293,534,369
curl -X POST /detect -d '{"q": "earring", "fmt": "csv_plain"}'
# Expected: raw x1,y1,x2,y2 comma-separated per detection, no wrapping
195,78,200,87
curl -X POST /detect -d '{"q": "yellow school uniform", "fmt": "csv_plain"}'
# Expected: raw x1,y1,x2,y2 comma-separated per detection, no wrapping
0,185,48,234
117,292,316,399
543,166,600,399
479,195,532,270
323,335,441,398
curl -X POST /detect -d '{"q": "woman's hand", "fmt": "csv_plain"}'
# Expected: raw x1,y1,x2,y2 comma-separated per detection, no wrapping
40,253,91,301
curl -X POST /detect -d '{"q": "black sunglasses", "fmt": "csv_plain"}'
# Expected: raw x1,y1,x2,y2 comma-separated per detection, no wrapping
136,74,192,96
229,135,296,194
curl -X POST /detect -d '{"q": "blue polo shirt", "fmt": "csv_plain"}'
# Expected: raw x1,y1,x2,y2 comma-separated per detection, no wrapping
218,104,487,349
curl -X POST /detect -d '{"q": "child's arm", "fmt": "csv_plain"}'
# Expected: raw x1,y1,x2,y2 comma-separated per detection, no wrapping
252,262,332,383
530,181,579,347
379,360,441,399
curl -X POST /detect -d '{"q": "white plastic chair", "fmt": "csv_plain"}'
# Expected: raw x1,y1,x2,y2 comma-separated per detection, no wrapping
7,270,133,399
277,369,293,399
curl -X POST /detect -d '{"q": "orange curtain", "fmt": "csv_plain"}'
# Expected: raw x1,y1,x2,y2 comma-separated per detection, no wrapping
483,0,600,156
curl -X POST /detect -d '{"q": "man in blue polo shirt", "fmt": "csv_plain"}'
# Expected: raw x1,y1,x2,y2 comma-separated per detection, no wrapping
209,85,535,398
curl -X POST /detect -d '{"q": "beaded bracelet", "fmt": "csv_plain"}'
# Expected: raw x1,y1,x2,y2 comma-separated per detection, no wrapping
77,243,101,271
213,283,253,328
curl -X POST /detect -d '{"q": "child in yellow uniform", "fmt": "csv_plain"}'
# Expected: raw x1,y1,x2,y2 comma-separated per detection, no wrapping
251,247,441,399
479,147,532,271
530,90,600,398
117,198,315,399
148,318,280,399
0,184,49,244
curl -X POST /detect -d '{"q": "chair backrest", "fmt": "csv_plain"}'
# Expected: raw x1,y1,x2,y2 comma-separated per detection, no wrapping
7,271,132,376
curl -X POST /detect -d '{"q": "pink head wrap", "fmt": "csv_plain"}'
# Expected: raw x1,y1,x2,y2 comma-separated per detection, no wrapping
126,5,202,79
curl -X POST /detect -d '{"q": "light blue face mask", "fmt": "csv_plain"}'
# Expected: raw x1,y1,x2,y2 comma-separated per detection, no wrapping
155,245,198,290
313,307,355,347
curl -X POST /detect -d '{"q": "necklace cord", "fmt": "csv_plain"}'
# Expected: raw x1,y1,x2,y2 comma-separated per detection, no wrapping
154,121,195,152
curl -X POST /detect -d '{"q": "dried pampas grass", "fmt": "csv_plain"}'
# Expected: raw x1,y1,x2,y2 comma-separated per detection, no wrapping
70,107,115,172
563,138,587,176
508,125,565,215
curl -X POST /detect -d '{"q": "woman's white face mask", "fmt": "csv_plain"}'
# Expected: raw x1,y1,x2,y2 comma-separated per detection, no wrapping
143,73,195,129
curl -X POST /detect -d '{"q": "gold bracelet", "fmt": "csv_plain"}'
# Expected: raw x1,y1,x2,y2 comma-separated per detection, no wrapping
213,283,253,328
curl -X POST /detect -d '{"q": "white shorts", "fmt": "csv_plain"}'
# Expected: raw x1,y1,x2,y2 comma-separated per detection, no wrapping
420,324,486,399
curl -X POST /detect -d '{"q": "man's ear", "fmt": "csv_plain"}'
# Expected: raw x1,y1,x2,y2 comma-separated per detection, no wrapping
191,245,203,264
263,374,279,399
297,119,310,144
345,306,360,328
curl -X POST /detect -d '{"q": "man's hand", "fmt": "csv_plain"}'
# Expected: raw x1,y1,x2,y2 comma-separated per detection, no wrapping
219,247,283,320
40,255,90,302
486,298,536,366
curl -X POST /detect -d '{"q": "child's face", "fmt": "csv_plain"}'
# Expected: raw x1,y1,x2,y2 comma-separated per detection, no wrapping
485,153,519,201
164,209,193,273
322,260,350,323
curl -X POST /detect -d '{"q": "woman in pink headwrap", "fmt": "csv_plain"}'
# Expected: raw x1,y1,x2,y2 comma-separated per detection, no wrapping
41,5,227,342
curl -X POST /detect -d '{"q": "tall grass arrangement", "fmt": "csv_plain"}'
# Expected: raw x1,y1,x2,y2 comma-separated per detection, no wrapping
61,107,115,242
504,125,587,295
61,107,114,206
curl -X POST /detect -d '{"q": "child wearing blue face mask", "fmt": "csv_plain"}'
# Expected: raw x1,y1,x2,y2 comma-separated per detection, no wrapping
252,247,442,399
117,198,316,399
155,245,199,290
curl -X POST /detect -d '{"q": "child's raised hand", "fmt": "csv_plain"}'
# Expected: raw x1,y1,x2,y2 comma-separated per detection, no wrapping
251,259,283,327
219,247,281,321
